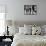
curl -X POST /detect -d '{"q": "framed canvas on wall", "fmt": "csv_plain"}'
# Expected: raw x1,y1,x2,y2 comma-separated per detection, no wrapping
24,5,37,15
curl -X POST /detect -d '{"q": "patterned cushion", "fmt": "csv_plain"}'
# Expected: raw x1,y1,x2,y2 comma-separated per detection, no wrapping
32,26,41,35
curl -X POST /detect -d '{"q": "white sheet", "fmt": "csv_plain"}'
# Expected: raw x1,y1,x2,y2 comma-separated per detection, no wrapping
11,33,46,46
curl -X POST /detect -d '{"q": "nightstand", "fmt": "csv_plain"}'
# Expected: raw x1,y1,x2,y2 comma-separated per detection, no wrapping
0,36,13,46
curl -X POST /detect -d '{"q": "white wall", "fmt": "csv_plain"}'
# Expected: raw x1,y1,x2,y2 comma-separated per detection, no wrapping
0,0,46,22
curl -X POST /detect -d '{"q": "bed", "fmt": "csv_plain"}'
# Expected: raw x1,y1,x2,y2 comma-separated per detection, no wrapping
11,33,46,46
11,21,46,46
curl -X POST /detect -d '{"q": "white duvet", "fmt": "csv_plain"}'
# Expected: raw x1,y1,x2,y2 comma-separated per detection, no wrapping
11,33,46,46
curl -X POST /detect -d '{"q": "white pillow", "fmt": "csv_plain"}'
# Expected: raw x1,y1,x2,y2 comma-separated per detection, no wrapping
24,24,32,28
42,25,46,35
19,27,25,34
8,26,19,36
32,26,41,35
19,27,32,35
24,27,32,35
42,25,46,33
24,24,32,35
41,25,45,35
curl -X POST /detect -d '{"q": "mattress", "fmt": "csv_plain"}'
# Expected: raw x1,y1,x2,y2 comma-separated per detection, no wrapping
11,33,46,46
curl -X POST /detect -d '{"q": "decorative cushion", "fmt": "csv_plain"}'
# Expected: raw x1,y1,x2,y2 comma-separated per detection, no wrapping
19,27,25,34
42,25,46,33
24,24,32,29
24,24,32,34
9,26,19,36
42,25,46,35
32,26,41,35
19,27,32,35
24,27,32,35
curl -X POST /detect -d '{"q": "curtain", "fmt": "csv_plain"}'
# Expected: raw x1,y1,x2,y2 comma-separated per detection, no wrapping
0,5,5,36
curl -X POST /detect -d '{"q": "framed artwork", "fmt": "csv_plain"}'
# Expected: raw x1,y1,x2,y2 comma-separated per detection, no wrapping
24,5,37,15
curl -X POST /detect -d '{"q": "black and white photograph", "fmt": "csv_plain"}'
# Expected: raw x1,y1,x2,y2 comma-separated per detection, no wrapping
24,5,37,15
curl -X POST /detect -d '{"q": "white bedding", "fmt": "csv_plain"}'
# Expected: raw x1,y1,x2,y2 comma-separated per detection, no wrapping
11,33,46,46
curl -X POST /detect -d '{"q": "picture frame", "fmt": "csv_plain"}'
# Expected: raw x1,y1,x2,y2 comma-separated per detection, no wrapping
24,5,37,15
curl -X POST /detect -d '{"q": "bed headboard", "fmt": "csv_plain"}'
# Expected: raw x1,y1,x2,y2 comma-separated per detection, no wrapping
15,21,46,27
6,20,46,27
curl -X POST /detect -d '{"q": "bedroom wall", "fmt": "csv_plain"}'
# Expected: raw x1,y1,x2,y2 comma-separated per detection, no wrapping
13,0,46,22
0,0,46,23
6,0,46,22
0,0,46,34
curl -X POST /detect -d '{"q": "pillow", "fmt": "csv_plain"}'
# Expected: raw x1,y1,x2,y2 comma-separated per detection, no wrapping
19,27,25,34
8,26,19,36
19,27,32,35
24,24,32,35
42,25,46,35
24,24,32,29
40,25,45,35
24,27,32,35
32,26,41,35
